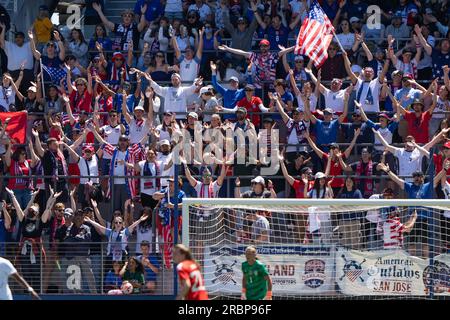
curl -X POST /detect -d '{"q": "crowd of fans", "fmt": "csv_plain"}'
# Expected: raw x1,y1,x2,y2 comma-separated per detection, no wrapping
0,0,449,294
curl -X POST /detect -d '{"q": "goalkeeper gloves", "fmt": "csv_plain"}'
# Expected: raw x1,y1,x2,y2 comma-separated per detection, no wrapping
264,291,272,300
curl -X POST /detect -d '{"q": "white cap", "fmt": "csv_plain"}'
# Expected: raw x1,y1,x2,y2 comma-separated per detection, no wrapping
230,76,239,83
171,73,181,80
199,87,210,96
160,139,170,146
188,112,198,119
351,64,362,74
314,172,326,179
134,105,145,112
27,86,37,93
251,176,265,185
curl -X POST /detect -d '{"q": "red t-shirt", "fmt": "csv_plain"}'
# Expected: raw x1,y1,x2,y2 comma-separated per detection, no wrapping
8,159,31,190
404,111,431,144
322,153,346,188
433,154,450,182
70,90,93,113
49,126,62,141
176,260,209,300
292,179,314,198
237,96,264,127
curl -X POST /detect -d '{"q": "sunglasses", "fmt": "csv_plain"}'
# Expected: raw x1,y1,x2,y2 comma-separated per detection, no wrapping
76,83,84,86
156,54,164,58
188,16,196,19
115,221,123,225
203,174,212,178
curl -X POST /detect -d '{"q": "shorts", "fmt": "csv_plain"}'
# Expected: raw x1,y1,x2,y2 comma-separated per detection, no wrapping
407,219,429,245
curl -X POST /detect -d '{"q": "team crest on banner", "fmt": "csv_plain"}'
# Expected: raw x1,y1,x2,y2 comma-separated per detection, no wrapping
423,254,450,295
212,259,238,285
339,254,366,283
302,259,326,288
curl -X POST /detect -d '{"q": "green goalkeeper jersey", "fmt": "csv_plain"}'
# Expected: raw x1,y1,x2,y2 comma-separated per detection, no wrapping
242,260,269,300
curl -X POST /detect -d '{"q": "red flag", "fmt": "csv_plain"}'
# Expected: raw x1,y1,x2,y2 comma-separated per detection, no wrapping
0,111,27,144
295,0,335,68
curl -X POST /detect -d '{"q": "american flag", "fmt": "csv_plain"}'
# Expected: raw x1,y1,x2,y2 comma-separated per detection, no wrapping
42,64,67,85
345,269,364,282
294,0,335,68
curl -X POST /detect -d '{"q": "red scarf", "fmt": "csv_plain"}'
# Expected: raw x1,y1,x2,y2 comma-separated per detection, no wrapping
356,160,373,197
199,182,214,198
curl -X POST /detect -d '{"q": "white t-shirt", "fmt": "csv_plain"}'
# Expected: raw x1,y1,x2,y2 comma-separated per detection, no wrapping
179,56,200,82
129,118,149,144
203,97,219,122
138,160,161,195
355,78,382,113
112,150,127,184
100,124,122,160
366,194,382,222
135,226,159,254
194,181,221,198
0,257,16,300
374,126,394,151
286,119,309,153
0,86,15,111
296,94,317,112
78,155,99,184
394,148,423,182
188,4,212,21
442,181,450,218
336,33,355,50
151,83,197,119
157,152,173,187
165,0,182,12
323,88,346,113
5,41,34,71
434,96,449,120
156,125,171,142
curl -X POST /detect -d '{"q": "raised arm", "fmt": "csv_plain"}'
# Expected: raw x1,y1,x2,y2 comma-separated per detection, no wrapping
90,199,106,227
271,92,290,123
121,92,132,124
31,128,45,157
53,31,65,61
216,164,227,187
92,2,115,31
342,50,358,85
218,44,251,58
234,177,242,198
137,4,148,32
305,67,326,94
338,85,352,123
377,162,405,190
28,30,41,60
387,35,398,65
414,24,432,56
278,152,295,186
196,27,204,60
90,127,108,146
84,216,107,235
343,128,360,159
302,92,317,124
127,215,148,234
171,35,181,60
304,130,325,159
371,127,399,154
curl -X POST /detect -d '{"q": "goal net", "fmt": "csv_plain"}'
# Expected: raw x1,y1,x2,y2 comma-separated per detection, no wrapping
182,198,450,299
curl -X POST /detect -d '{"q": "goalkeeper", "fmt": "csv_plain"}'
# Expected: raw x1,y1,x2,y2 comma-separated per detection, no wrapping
241,246,273,300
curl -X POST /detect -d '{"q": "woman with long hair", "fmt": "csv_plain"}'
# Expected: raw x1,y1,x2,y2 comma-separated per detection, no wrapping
0,73,23,112
88,24,112,57
336,19,354,51
337,176,363,250
68,28,89,68
119,256,145,294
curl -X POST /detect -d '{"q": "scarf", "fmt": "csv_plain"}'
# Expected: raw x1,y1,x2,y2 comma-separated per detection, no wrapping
286,119,306,143
108,148,130,198
13,160,32,189
356,160,373,197
199,182,214,198
356,81,374,105
50,216,65,250
50,149,68,183
143,160,160,190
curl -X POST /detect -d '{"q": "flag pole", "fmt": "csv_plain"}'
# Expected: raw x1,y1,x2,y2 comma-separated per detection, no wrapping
39,58,45,96
331,30,345,53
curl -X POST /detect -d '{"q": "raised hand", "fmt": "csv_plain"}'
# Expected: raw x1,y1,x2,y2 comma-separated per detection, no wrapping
28,29,34,39
414,24,422,35
31,128,39,137
387,35,395,47
218,45,229,51
53,31,61,42
141,4,147,14
354,127,361,137
5,187,14,196
92,2,101,12
339,0,346,9
235,177,240,187
210,61,217,72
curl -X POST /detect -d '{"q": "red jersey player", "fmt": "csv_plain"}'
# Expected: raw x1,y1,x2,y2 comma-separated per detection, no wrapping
173,244,208,300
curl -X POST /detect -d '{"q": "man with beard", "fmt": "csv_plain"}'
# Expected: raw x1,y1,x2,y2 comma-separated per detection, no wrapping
42,138,69,203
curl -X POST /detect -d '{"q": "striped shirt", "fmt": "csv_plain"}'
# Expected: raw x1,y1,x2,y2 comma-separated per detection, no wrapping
383,217,405,249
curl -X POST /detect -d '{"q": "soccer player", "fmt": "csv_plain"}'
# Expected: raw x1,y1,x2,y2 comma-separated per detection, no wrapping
173,244,208,300
0,256,40,300
241,246,272,300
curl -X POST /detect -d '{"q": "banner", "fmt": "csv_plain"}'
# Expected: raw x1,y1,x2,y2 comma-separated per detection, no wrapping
336,248,429,296
0,111,27,144
204,246,334,295
424,254,450,296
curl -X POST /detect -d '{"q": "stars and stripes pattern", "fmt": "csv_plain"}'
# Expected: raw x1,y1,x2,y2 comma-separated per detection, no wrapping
42,64,67,85
294,0,335,68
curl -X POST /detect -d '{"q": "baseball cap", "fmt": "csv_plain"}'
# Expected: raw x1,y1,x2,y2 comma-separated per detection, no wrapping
199,87,210,96
188,112,198,119
349,17,360,23
251,176,265,185
402,73,414,80
425,8,433,14
64,208,74,217
160,139,170,146
171,73,181,80
351,65,362,74
134,105,145,112
314,172,326,179
83,144,95,152
236,107,247,114
444,141,450,149
411,98,424,108
379,113,391,121
164,111,173,116
323,108,334,115
83,207,94,212
392,70,403,78
259,39,270,46
392,13,402,19
112,52,125,61
330,142,339,149
244,84,255,91
27,86,37,93
294,55,304,61
263,117,274,124
229,76,239,83
237,17,247,24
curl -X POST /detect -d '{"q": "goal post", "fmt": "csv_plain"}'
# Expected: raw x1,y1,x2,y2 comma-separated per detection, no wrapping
182,198,450,299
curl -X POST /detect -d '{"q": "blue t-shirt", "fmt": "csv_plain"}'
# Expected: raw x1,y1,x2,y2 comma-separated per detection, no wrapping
105,271,122,288
137,254,160,282
314,119,340,147
134,0,164,22
266,25,291,50
211,75,245,119
338,189,364,220
404,182,433,219
394,87,421,109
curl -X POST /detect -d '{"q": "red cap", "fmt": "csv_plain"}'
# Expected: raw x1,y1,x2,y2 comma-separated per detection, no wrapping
402,73,414,80
259,39,270,46
444,141,450,149
112,52,125,61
